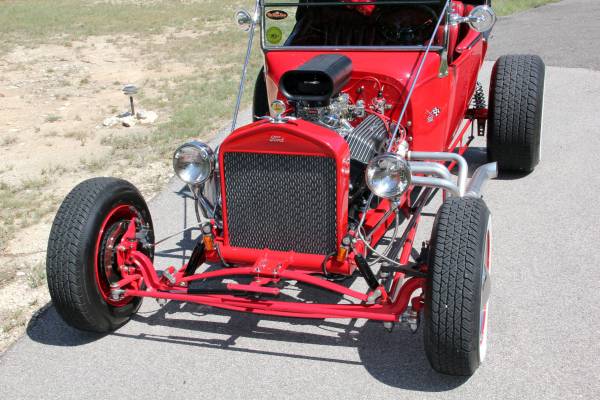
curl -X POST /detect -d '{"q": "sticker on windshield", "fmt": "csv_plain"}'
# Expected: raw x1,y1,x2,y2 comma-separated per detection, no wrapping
266,27,283,44
266,10,288,20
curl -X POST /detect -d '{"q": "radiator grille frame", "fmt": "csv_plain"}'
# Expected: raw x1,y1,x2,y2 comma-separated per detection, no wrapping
222,152,338,255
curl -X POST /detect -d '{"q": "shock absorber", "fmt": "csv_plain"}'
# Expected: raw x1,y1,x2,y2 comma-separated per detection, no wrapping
472,81,487,136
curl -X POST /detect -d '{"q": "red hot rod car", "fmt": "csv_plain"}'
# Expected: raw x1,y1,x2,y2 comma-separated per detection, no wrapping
46,0,544,376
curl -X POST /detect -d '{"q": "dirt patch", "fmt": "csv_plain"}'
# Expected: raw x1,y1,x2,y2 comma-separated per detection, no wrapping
0,0,259,353
0,34,200,352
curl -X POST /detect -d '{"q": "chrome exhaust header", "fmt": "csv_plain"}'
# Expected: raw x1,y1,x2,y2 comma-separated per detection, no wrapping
407,151,497,198
465,162,498,198
408,151,468,196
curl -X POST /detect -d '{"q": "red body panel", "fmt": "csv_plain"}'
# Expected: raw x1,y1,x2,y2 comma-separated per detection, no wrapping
263,15,487,152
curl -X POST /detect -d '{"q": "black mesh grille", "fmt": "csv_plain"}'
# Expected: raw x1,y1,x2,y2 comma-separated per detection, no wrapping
223,152,337,255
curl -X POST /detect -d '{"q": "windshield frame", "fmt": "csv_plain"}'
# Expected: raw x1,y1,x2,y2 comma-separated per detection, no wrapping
260,0,447,52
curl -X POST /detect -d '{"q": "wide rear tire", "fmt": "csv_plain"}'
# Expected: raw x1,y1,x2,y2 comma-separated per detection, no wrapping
424,197,492,376
46,178,153,332
487,54,545,173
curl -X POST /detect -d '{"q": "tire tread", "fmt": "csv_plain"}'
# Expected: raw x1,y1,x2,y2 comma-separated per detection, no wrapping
46,177,147,332
488,54,545,172
424,197,490,376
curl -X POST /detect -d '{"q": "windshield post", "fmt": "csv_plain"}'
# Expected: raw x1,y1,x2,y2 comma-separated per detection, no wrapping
231,0,261,132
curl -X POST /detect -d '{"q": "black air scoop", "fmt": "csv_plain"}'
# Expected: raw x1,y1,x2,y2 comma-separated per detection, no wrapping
279,54,352,106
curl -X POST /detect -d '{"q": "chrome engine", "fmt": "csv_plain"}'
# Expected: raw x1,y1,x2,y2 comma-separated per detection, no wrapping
295,93,365,137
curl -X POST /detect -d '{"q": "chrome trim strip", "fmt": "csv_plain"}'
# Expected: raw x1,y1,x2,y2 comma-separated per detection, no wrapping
438,6,450,77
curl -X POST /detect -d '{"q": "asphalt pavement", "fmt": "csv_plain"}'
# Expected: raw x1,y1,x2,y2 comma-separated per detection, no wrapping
1,1,599,399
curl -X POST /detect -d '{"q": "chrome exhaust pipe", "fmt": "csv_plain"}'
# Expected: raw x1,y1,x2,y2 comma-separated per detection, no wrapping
465,162,498,198
411,176,460,197
406,154,496,198
408,161,453,181
407,151,468,196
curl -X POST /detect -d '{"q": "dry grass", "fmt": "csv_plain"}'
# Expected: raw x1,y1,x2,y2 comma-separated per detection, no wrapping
27,261,46,289
0,0,258,254
495,0,560,15
64,130,91,146
1,136,18,147
0,308,27,335
45,114,62,123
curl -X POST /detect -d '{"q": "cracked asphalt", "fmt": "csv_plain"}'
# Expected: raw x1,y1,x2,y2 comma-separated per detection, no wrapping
1,1,599,398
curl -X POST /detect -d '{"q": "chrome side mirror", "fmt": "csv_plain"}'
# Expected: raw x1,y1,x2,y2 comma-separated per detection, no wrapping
235,9,253,32
450,5,497,33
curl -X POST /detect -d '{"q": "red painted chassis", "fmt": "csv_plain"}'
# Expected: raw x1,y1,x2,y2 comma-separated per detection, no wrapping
107,119,481,323
104,0,493,324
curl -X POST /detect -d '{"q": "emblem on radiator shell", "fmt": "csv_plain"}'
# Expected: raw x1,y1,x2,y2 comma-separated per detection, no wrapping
269,135,285,143
426,107,441,123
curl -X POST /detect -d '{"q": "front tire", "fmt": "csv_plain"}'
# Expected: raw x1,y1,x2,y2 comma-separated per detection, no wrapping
424,197,492,376
46,178,154,332
487,54,545,173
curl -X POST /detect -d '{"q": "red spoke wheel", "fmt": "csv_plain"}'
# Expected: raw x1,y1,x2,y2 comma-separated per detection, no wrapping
95,204,152,307
47,178,154,332
424,197,492,376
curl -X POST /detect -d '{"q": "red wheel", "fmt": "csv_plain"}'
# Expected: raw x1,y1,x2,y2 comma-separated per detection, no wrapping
94,204,151,307
478,219,492,361
47,178,154,332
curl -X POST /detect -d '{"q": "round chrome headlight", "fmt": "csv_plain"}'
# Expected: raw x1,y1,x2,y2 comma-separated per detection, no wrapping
468,5,497,33
366,153,411,198
173,141,215,185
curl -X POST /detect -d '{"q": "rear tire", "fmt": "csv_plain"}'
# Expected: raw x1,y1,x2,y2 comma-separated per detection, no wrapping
487,54,545,173
46,178,153,332
424,197,492,376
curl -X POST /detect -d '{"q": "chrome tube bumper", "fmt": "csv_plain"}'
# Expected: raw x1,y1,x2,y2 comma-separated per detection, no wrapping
407,151,497,198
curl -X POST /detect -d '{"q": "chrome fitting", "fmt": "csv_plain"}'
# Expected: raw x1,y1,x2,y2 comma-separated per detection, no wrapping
162,269,176,285
401,306,420,333
156,298,167,307
110,287,125,301
383,322,394,332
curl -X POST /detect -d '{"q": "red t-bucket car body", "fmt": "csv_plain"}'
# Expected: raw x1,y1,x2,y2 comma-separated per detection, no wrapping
46,0,545,376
